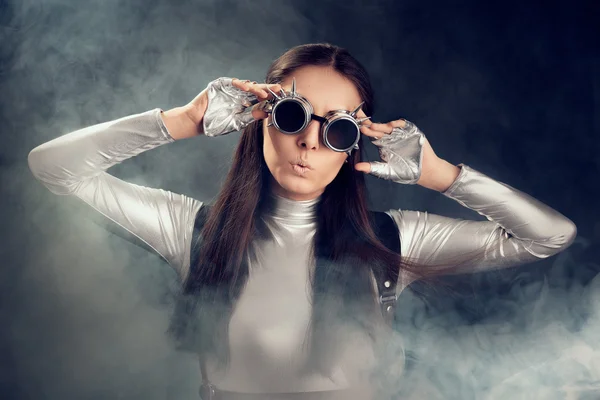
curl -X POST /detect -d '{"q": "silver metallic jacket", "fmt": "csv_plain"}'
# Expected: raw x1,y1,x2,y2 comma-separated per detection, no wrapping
27,108,577,392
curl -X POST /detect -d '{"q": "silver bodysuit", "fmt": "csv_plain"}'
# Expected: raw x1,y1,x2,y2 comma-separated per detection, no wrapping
27,108,577,393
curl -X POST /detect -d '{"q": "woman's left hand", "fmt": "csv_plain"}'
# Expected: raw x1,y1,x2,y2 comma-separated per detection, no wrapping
355,118,440,186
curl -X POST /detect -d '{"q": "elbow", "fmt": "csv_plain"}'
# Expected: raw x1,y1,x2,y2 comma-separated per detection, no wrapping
28,146,46,180
560,219,577,249
28,145,52,184
27,145,53,186
529,218,577,259
547,218,577,255
27,143,57,179
27,146,73,195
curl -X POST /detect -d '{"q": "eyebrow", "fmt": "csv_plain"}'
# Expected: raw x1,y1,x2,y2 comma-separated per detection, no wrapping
308,99,356,115
280,87,357,115
317,107,351,115
306,97,362,116
299,96,349,114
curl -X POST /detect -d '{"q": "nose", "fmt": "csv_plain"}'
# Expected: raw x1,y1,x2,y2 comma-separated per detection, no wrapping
296,120,321,151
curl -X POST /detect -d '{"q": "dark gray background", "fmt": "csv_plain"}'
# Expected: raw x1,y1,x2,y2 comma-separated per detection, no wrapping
1,0,598,398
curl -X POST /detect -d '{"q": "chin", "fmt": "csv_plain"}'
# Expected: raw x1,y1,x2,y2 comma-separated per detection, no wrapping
274,174,323,199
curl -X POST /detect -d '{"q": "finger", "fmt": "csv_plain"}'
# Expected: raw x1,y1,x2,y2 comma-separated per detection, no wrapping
389,119,407,129
244,81,270,100
245,82,283,101
241,80,264,98
354,162,371,173
355,110,372,127
360,161,390,179
360,123,385,139
355,161,391,179
355,108,368,120
232,80,270,107
232,78,259,94
251,97,276,120
251,102,269,120
259,83,283,101
248,85,268,100
368,121,394,135
233,79,282,102
231,78,249,90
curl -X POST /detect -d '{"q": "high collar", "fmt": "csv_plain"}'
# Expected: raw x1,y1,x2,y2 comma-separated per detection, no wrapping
264,191,321,224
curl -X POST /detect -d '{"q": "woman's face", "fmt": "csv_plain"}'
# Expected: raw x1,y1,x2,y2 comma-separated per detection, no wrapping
262,65,365,201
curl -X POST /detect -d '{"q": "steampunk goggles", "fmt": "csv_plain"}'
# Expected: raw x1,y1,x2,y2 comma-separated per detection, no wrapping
258,78,371,156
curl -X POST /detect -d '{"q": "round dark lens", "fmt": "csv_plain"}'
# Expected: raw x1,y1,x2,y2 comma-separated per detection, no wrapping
274,101,306,133
326,119,358,150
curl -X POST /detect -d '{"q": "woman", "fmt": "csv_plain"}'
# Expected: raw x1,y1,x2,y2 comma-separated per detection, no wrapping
27,43,577,399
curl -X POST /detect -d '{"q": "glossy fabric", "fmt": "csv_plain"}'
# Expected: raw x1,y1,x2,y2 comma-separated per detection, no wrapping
203,77,257,137
28,108,577,393
369,119,425,185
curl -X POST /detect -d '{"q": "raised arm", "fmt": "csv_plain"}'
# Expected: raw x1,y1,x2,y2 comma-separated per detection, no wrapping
387,163,577,288
27,107,203,280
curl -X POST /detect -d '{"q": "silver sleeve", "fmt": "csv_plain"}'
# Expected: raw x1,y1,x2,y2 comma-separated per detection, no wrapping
387,163,577,287
27,108,203,280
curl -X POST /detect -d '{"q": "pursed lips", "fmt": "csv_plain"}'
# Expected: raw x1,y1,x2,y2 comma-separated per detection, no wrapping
290,160,313,170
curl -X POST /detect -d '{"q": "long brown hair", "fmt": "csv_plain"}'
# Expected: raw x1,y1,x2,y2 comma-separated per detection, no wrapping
168,43,486,376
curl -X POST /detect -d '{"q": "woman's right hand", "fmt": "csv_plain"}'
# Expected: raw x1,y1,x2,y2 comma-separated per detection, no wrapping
186,77,282,137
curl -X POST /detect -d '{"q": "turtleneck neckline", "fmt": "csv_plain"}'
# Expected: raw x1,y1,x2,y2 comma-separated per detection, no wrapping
264,191,321,223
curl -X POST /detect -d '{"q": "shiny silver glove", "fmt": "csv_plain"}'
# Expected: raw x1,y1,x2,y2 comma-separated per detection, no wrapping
368,119,425,185
202,77,259,137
